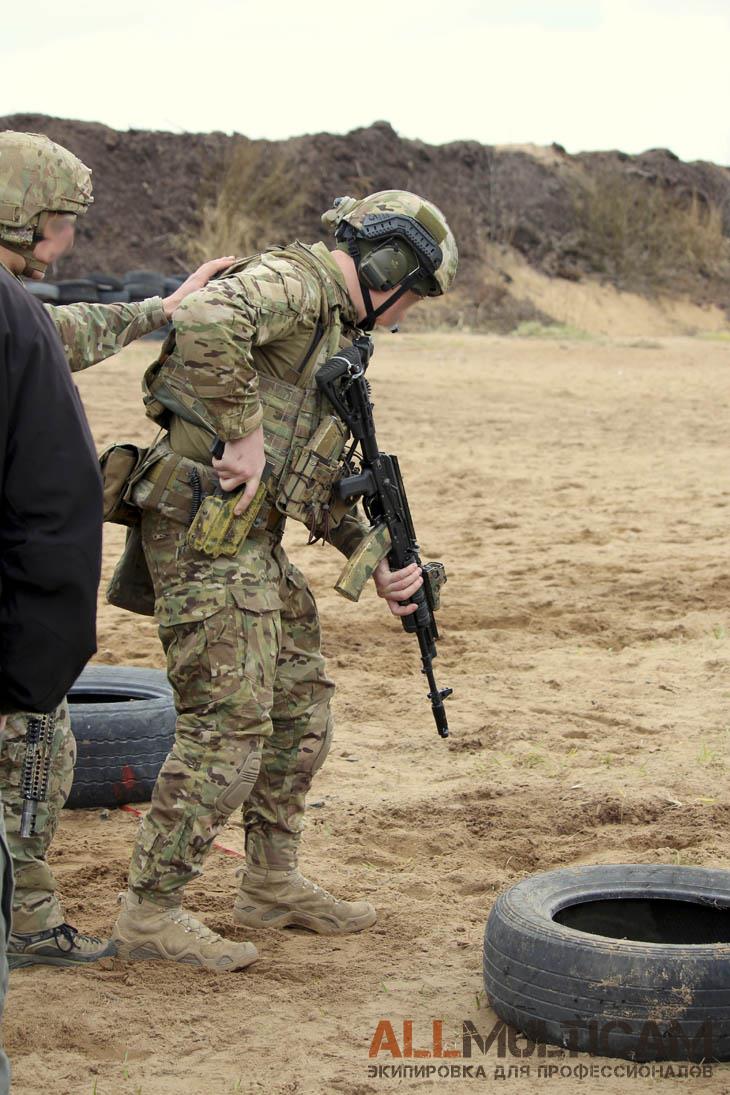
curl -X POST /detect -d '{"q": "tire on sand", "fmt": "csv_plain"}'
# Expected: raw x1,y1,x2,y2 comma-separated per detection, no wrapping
66,666,175,809
56,278,100,305
483,863,730,1061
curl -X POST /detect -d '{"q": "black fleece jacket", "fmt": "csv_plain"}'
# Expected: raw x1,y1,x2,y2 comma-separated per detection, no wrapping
0,267,102,714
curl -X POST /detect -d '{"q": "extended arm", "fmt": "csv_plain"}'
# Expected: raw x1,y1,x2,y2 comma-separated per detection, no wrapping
46,256,235,373
48,296,167,372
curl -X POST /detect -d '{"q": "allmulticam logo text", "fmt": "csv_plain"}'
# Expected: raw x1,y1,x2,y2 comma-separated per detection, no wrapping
365,1019,717,1083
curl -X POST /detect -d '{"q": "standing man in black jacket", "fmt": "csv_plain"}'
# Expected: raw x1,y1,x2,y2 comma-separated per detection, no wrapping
0,261,104,1095
0,272,103,714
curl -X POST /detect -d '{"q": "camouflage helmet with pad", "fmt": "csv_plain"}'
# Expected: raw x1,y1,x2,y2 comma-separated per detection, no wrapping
322,189,457,328
0,131,93,274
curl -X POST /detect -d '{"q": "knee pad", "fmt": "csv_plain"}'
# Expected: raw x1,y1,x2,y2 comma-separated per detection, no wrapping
298,712,333,778
213,739,263,817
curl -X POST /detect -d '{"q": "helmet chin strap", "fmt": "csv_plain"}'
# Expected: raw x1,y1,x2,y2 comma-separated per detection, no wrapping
0,239,48,277
1,211,53,277
358,273,419,331
343,230,420,331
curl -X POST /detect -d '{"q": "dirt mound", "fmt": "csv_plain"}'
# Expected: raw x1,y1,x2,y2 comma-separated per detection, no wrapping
0,113,230,276
2,113,730,330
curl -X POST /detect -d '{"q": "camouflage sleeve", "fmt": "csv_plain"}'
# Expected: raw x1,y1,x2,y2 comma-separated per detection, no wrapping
324,505,371,558
173,260,321,441
46,297,167,373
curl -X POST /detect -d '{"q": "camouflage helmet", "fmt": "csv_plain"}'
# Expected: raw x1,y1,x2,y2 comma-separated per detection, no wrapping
322,189,458,297
0,131,93,250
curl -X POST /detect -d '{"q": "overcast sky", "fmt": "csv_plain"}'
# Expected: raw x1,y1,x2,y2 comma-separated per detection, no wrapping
2,0,728,165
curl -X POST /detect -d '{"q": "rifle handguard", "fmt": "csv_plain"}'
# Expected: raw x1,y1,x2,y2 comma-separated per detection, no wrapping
335,522,392,602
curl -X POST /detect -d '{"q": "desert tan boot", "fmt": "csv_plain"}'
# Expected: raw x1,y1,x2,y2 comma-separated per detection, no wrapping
111,889,258,971
233,866,377,935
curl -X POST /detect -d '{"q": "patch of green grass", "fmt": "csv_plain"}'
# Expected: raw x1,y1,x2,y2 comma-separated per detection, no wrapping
696,741,723,768
517,751,546,769
698,330,730,342
511,321,593,341
670,850,694,866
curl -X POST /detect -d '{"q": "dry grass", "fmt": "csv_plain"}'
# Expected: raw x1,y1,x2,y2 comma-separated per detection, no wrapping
185,138,308,264
572,169,730,293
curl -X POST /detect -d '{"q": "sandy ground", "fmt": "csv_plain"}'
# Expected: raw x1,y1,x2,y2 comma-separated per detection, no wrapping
5,330,730,1095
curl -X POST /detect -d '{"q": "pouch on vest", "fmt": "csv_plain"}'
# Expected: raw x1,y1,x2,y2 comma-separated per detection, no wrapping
186,462,274,557
275,416,348,531
106,525,155,617
99,443,148,526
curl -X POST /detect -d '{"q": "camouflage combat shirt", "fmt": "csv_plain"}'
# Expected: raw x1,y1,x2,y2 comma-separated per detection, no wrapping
156,241,370,557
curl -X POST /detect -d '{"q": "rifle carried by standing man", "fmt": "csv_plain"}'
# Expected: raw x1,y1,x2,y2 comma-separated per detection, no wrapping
318,336,452,738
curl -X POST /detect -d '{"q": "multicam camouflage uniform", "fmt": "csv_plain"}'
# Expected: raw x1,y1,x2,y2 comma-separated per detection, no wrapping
126,241,368,900
122,190,459,917
0,278,167,933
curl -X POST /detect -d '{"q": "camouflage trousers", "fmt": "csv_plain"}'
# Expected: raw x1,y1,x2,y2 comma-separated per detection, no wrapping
128,509,334,904
0,806,12,1094
0,701,75,932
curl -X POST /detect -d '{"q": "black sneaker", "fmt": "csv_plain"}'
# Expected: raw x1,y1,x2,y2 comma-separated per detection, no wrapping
8,923,117,969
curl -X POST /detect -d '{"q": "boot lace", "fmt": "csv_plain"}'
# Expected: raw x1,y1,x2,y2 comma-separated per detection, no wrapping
298,875,340,905
53,923,104,952
238,868,340,905
169,908,219,943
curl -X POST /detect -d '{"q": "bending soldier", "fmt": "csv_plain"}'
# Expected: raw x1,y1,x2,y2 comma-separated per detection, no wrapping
110,191,458,970
0,130,232,970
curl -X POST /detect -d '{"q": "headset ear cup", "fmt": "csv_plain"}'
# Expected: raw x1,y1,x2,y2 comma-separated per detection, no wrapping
359,242,414,292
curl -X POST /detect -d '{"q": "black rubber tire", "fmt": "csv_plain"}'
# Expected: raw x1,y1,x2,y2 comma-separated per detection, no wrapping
86,271,125,292
66,666,175,809
24,281,60,303
122,270,166,299
125,280,165,302
163,274,187,294
483,863,730,1061
56,278,100,305
98,287,130,304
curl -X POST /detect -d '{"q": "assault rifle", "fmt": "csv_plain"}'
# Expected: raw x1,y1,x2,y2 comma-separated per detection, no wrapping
317,336,452,738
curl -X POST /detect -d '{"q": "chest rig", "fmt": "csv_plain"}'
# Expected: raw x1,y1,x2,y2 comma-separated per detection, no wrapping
141,244,356,538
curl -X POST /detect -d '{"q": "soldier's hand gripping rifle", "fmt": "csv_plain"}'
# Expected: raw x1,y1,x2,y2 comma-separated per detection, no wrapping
20,710,57,837
317,336,452,738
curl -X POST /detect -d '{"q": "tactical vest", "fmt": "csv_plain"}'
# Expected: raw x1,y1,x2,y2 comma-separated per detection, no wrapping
140,243,355,536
